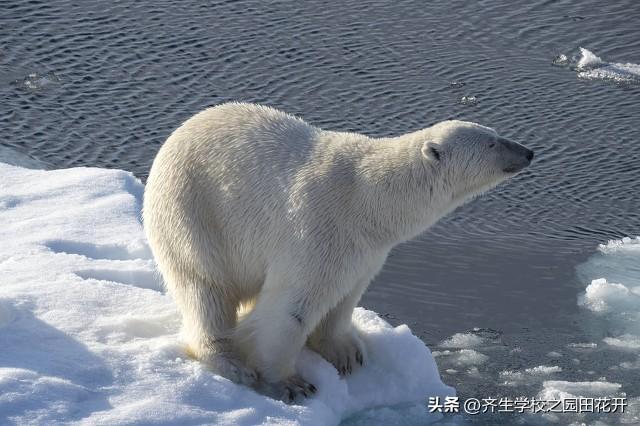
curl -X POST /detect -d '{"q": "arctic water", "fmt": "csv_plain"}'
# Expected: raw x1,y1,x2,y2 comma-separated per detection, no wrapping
2,0,640,423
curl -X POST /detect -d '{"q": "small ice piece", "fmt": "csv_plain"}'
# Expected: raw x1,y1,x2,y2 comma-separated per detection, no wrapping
546,351,563,358
567,342,598,349
466,367,482,378
18,71,60,91
578,279,640,314
575,49,640,83
619,357,640,370
599,236,640,253
604,335,640,350
500,366,561,386
539,380,621,400
557,48,640,83
449,81,466,88
433,348,488,366
460,96,478,105
552,54,569,66
439,332,484,348
577,47,604,69
451,349,488,367
525,366,562,375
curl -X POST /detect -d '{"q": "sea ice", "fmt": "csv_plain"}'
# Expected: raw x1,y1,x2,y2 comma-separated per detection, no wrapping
0,160,454,425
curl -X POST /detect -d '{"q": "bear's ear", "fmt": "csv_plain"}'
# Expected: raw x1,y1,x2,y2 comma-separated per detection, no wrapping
421,141,441,161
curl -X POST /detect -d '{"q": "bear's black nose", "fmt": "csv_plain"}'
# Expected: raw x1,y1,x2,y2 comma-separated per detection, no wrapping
525,149,534,162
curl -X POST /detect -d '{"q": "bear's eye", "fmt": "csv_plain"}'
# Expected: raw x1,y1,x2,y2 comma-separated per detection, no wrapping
488,142,496,148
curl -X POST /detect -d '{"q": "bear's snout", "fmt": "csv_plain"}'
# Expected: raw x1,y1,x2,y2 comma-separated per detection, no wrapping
498,137,534,174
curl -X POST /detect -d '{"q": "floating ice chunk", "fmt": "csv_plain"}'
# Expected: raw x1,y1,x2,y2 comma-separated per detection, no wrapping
525,366,562,375
459,96,477,105
500,366,561,386
619,357,640,370
16,72,61,91
599,236,640,254
567,342,598,349
556,48,640,84
538,380,621,400
604,335,640,350
466,366,482,379
454,349,488,366
577,48,604,69
439,333,484,348
552,54,569,66
578,278,640,314
576,48,640,83
434,349,488,367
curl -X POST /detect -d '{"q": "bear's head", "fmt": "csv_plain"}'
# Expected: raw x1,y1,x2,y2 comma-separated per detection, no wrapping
421,120,533,203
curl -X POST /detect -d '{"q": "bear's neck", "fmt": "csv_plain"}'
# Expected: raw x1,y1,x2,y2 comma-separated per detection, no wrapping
353,132,458,247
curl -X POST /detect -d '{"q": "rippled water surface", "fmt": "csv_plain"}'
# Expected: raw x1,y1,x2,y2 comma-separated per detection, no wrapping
2,0,640,423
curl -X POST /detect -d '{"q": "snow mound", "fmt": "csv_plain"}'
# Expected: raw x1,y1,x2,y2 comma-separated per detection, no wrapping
0,162,453,425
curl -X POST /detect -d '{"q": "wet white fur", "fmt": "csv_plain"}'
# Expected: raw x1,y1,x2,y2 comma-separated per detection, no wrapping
143,102,516,388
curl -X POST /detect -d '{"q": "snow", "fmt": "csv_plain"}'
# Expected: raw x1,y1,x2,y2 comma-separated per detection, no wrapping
0,160,454,425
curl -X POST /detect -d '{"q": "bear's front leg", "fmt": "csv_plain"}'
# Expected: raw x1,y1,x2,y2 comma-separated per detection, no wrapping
308,279,368,376
234,280,331,403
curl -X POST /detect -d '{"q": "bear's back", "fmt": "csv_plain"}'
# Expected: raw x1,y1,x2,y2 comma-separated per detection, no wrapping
145,103,341,268
171,103,318,172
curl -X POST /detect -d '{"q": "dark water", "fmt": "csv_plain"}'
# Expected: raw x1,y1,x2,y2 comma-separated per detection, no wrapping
2,0,640,422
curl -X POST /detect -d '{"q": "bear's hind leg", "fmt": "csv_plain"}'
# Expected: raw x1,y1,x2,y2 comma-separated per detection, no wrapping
172,274,258,387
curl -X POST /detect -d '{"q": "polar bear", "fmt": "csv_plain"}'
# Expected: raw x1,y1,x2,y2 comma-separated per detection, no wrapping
143,103,533,402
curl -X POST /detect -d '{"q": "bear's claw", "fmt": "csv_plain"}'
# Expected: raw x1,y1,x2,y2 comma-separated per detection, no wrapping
258,374,317,404
206,353,259,387
313,329,366,377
